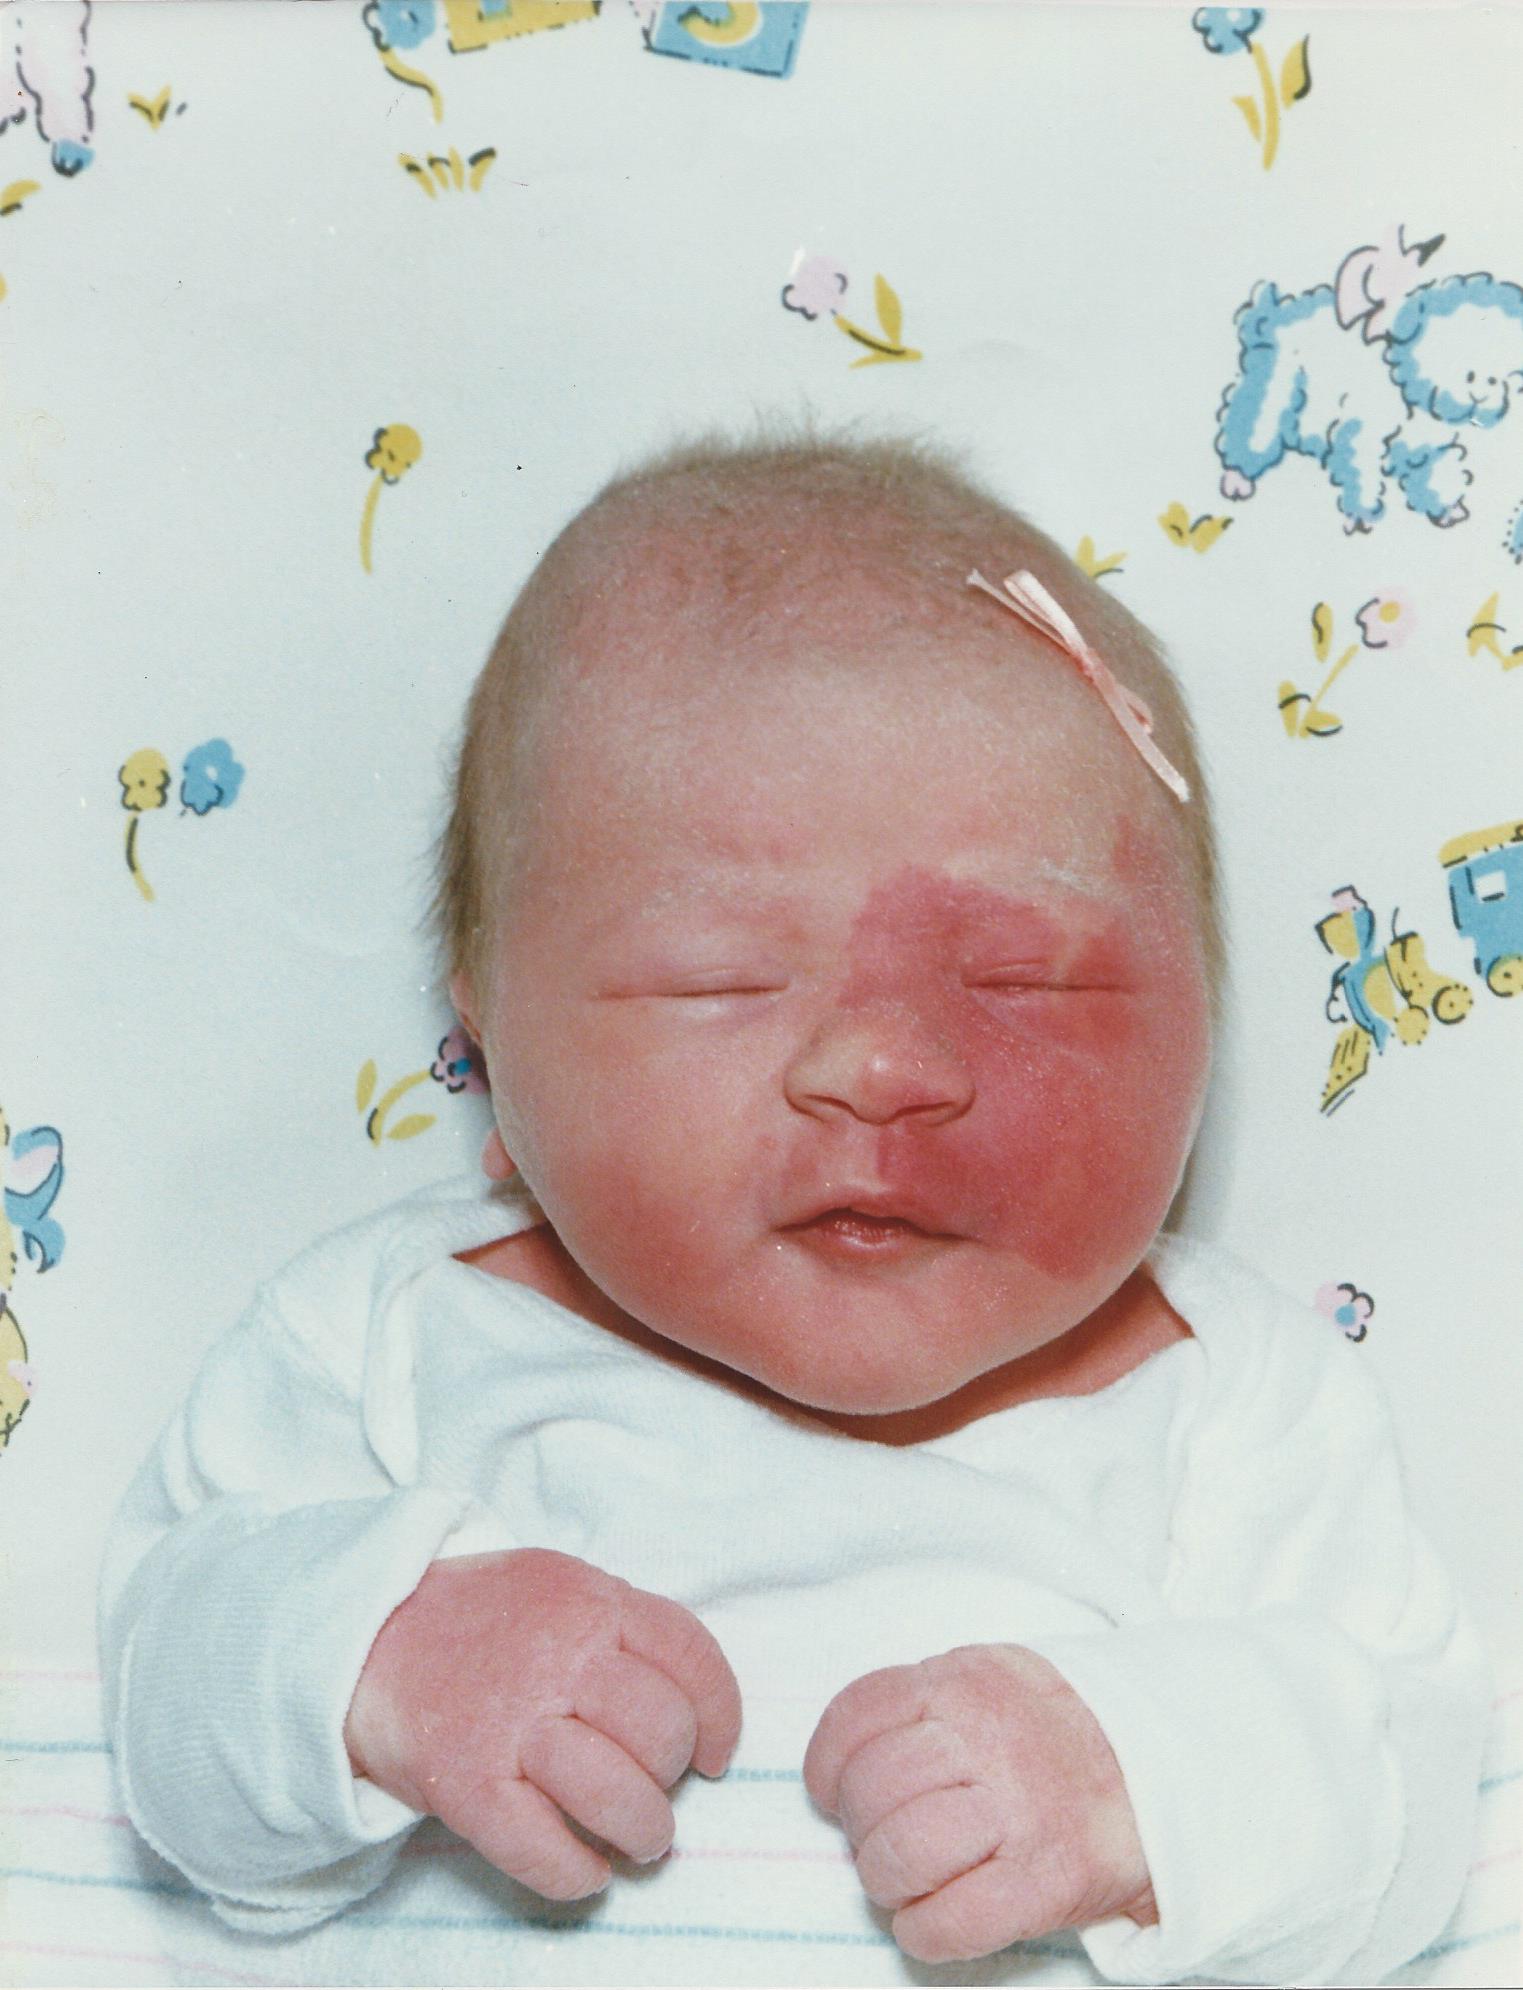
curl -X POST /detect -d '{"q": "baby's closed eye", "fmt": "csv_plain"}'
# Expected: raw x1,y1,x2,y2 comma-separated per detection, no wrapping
965,974,1129,995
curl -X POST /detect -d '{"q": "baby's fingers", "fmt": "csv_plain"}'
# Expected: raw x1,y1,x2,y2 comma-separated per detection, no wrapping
804,1664,931,1815
619,1592,741,1778
574,1649,697,1788
891,1853,1030,1965
521,1715,675,1865
445,1774,610,1902
854,1783,1004,1910
835,1717,971,1846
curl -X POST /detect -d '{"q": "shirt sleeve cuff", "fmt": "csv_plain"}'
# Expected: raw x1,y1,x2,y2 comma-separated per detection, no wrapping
1022,1616,1404,1985
112,1484,481,1926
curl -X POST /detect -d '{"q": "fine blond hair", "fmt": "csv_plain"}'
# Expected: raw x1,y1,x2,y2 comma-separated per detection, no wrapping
424,425,1220,1010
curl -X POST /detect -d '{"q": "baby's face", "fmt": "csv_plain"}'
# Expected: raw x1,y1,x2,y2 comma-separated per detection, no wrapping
461,610,1211,1416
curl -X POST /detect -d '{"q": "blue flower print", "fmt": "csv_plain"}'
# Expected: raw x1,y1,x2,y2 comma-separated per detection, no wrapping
364,0,436,52
1192,8,1263,55
180,739,246,816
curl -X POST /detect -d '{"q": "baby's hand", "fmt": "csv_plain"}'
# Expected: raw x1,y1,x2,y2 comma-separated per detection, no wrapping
344,1547,741,1899
803,1645,1154,1963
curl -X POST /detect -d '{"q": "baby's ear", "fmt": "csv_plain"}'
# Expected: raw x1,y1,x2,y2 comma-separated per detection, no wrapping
449,971,479,1039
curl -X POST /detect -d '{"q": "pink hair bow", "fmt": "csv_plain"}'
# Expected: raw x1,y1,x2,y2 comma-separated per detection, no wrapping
967,568,1191,804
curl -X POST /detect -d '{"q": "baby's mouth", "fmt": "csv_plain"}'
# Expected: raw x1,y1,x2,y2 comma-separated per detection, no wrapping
780,1204,959,1260
804,1209,927,1241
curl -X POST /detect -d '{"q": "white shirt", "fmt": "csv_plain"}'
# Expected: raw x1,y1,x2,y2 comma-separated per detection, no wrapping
98,1172,1488,1986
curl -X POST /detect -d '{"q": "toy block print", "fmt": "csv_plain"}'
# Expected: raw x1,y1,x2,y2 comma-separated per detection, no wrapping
645,3,808,79
443,0,599,54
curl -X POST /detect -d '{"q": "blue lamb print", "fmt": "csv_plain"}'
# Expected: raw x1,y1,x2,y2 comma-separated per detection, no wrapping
5,1126,65,1275
1217,250,1523,553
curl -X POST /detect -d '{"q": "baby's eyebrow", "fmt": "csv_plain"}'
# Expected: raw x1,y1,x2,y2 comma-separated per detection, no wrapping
943,856,1120,903
580,875,799,941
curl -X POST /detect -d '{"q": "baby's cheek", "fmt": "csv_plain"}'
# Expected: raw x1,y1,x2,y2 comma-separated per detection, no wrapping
533,1057,743,1298
877,993,1204,1282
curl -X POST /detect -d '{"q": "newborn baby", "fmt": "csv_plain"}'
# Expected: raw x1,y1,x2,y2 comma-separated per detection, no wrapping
100,434,1487,1986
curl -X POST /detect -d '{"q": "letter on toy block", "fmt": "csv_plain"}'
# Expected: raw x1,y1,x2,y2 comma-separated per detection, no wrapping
643,2,808,78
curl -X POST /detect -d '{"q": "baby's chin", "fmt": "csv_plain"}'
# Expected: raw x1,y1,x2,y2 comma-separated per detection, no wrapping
674,1301,1064,1421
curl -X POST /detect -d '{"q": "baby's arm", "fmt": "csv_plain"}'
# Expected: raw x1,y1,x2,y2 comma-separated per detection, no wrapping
808,1281,1489,1983
100,1283,737,1931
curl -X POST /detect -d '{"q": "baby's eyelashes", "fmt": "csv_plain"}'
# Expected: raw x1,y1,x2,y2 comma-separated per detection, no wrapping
595,970,791,1000
964,976,1128,996
662,980,790,998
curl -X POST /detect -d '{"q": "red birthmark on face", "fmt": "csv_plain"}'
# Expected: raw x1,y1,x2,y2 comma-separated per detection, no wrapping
828,867,1204,1282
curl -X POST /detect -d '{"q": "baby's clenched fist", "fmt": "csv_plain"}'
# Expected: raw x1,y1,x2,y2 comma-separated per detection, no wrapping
344,1547,741,1900
804,1645,1154,1963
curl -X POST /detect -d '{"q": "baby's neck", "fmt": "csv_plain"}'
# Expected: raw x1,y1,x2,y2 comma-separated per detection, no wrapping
456,1224,1190,1445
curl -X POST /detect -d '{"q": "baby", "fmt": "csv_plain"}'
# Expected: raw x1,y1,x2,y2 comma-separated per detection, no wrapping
100,433,1487,1986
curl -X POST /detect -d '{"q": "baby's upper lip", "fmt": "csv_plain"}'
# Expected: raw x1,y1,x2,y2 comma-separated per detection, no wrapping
780,1186,960,1236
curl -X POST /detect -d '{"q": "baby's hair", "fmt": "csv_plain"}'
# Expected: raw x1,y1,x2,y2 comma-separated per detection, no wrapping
424,422,1221,1014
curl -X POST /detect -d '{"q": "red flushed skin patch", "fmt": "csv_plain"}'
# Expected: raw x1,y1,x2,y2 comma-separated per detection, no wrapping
784,866,1207,1284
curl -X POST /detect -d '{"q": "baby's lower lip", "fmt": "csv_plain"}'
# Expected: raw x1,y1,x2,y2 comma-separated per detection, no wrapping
784,1210,955,1259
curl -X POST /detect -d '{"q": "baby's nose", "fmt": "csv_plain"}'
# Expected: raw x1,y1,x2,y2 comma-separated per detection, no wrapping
783,1004,974,1127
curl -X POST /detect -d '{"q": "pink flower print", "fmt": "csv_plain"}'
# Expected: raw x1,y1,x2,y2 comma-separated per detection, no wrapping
782,253,848,321
1356,590,1417,650
431,1025,488,1095
1315,1281,1374,1342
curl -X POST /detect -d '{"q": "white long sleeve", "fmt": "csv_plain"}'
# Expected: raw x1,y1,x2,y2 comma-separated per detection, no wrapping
97,1178,527,1933
1024,1237,1490,1987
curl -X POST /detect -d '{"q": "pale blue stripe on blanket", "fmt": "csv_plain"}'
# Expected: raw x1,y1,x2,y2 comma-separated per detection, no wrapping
1,1866,1515,1970
0,1738,113,1753
1410,1922,1521,1963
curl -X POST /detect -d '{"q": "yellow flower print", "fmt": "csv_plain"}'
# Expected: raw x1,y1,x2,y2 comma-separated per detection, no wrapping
118,748,170,902
360,423,422,573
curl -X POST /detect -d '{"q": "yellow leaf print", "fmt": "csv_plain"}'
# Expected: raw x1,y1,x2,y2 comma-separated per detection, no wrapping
1301,703,1342,737
1311,601,1334,662
1158,504,1231,552
387,1113,436,1142
1075,536,1126,580
1233,93,1262,142
1279,36,1312,106
0,179,40,217
356,1060,378,1114
874,274,903,349
128,87,172,128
